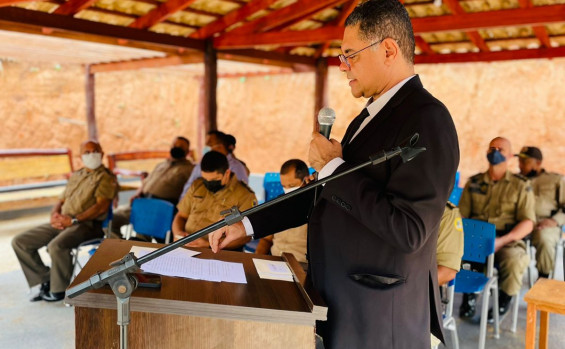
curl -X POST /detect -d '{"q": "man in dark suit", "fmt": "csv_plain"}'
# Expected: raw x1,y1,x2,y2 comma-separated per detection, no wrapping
209,1,459,348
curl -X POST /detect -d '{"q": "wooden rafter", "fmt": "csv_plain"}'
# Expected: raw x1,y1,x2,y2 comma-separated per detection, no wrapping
89,54,202,73
229,0,342,35
443,0,489,52
215,4,565,49
0,0,34,6
129,0,199,29
518,0,551,48
415,35,435,55
54,0,97,16
190,0,279,39
315,0,358,58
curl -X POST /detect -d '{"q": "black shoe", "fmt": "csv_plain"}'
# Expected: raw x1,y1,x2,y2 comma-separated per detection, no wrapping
41,291,65,302
30,282,50,302
459,293,476,319
488,290,513,323
538,272,549,280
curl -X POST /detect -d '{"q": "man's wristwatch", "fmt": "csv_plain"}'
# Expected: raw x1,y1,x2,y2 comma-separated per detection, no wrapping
71,217,79,225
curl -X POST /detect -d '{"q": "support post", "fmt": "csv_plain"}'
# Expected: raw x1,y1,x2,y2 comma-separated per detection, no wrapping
203,39,217,133
314,58,328,132
85,65,98,141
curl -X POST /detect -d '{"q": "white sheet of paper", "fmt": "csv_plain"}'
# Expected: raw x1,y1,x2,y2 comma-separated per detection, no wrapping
252,258,294,282
129,246,247,284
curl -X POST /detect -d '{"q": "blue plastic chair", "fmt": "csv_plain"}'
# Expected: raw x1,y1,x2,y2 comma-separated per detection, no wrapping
263,172,284,201
126,198,175,243
449,186,463,206
455,218,499,349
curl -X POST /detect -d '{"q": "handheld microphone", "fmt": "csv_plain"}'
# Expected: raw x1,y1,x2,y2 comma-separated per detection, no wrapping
318,107,336,139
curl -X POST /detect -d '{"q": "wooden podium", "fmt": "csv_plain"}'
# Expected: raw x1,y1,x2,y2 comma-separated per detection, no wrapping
66,239,327,349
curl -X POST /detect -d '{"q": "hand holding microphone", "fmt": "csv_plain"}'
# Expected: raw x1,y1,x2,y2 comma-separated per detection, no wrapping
309,107,342,172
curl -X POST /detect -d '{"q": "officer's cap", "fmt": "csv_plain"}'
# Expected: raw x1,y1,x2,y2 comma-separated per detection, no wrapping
516,146,543,161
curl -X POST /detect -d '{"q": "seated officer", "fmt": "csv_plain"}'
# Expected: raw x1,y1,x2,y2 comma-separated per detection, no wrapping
12,140,117,302
458,137,535,321
517,146,565,279
437,202,464,286
172,151,256,249
110,136,194,240
255,159,309,263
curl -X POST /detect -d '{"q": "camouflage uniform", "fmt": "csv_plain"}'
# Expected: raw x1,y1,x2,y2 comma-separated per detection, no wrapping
459,170,536,295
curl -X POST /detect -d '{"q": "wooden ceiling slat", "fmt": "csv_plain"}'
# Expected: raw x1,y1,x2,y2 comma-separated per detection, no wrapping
129,0,199,29
54,0,97,16
0,0,34,6
518,0,551,48
219,49,316,69
229,0,342,35
0,7,205,50
190,0,279,39
89,54,203,73
268,0,347,33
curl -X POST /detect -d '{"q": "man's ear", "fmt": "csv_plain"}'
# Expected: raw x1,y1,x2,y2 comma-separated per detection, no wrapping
383,38,399,60
222,169,232,184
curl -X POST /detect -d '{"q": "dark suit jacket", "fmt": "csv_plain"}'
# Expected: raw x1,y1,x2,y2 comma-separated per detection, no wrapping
249,76,459,348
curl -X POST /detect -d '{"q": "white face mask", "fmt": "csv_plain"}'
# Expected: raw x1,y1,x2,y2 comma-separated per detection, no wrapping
283,186,299,194
202,145,212,156
81,152,102,170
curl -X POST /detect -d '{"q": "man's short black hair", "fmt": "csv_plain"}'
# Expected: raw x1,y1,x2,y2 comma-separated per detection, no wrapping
201,151,229,174
176,136,190,146
345,0,415,64
280,159,309,180
225,134,236,153
207,130,229,149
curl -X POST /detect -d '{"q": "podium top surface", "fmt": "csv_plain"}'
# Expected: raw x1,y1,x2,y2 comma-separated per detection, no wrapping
66,239,327,325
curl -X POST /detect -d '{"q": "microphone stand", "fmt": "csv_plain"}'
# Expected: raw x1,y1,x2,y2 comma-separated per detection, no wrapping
66,134,425,349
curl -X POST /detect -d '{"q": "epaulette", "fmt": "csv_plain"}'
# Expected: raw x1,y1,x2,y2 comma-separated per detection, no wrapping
239,181,255,194
513,173,529,182
446,201,456,209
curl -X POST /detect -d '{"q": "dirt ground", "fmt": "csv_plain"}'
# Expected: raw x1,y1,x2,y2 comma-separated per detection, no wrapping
1,58,564,184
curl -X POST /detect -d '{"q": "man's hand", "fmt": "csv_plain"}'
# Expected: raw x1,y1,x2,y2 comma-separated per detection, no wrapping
309,132,342,172
50,213,71,230
536,218,558,230
208,221,247,253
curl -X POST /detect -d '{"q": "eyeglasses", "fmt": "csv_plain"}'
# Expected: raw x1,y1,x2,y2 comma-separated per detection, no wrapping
338,39,384,69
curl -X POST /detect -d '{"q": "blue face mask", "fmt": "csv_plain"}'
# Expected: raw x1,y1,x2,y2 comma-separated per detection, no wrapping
202,146,212,156
487,150,506,165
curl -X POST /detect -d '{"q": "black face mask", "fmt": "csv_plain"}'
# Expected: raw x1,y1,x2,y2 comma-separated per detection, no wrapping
170,147,186,159
202,179,225,193
525,169,538,178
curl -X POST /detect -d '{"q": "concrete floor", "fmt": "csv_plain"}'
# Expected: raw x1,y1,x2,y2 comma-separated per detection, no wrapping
1,208,565,348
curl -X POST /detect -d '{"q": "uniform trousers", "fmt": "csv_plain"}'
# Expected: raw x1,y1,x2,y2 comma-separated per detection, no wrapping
11,221,103,293
495,240,530,296
532,226,562,274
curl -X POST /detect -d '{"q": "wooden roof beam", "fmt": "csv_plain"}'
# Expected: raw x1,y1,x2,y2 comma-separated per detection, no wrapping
415,36,435,55
218,49,316,70
215,4,565,48
0,7,205,51
0,0,37,6
190,0,279,39
518,0,551,48
268,0,347,33
54,0,97,16
215,26,343,49
89,54,202,73
129,0,199,29
229,0,343,35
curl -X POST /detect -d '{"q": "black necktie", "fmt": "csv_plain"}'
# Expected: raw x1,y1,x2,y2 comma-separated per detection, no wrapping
343,108,370,145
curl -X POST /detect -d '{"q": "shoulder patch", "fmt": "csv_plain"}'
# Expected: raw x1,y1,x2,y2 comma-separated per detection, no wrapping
454,217,463,232
446,201,456,209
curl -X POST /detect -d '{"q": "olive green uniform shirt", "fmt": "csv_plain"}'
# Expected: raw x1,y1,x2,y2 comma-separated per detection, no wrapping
530,170,565,225
177,174,257,242
271,224,308,263
143,158,194,202
59,165,117,220
459,170,536,234
437,203,464,272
